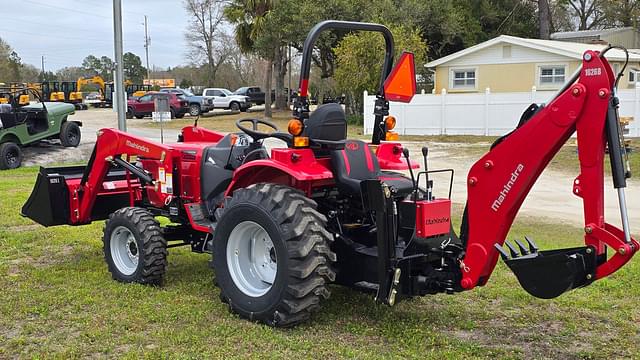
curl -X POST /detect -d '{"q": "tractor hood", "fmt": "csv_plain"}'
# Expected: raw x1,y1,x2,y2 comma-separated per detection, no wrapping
24,102,76,116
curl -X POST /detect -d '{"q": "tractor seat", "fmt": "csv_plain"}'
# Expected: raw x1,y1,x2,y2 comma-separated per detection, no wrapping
330,139,414,198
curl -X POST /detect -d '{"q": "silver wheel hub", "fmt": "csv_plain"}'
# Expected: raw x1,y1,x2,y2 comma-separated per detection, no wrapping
226,221,277,297
110,226,139,275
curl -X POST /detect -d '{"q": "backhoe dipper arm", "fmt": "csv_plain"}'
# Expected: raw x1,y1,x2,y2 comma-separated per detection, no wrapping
460,50,638,292
75,128,174,224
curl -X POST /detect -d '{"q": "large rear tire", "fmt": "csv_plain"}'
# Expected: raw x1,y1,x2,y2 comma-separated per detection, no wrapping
60,121,81,147
213,183,336,327
103,207,167,285
0,142,22,170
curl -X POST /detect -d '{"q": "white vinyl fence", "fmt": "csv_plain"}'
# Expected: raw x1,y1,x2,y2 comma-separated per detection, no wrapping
363,88,640,137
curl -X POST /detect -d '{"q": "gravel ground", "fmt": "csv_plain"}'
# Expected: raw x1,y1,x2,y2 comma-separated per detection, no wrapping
21,108,639,233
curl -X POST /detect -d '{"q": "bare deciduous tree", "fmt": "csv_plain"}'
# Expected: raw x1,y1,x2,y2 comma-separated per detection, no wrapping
183,0,231,86
562,0,606,30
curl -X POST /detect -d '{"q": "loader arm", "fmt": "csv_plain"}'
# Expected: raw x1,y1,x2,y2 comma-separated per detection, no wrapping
461,50,638,294
75,128,174,224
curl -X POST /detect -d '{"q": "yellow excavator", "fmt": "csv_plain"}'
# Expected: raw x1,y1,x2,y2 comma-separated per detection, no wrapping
77,76,107,107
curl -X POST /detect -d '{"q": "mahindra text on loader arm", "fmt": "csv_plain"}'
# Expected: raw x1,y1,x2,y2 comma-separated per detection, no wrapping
21,21,637,327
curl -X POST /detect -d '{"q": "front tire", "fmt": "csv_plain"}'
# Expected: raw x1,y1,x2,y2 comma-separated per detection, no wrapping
229,102,240,112
0,142,22,170
213,183,336,327
60,121,81,147
103,207,167,285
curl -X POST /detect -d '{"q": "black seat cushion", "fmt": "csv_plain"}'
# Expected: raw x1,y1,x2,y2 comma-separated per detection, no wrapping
330,139,414,197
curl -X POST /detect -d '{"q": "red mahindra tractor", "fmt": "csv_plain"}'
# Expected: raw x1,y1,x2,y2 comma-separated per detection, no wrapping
22,21,637,327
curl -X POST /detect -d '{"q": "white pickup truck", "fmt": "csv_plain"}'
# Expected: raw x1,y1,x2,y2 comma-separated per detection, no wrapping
202,88,251,112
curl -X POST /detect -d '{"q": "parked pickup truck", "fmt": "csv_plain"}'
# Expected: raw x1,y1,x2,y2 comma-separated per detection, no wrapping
234,86,267,105
202,88,251,112
160,88,213,116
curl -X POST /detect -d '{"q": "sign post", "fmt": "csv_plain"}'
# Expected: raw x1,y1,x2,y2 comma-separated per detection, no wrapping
153,93,171,143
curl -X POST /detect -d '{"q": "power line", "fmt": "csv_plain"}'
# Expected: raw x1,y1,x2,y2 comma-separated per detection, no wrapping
0,15,109,32
20,0,147,20
22,0,110,18
0,27,114,43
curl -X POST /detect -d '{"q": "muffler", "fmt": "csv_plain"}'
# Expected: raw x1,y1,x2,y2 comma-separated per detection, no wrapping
494,237,598,299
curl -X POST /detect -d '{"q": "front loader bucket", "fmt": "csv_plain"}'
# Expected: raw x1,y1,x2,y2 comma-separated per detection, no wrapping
495,237,598,299
21,166,84,226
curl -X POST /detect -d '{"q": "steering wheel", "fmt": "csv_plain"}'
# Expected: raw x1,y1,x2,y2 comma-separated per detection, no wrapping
236,118,293,144
236,118,279,140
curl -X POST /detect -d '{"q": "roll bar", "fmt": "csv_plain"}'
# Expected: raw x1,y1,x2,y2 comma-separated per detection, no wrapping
294,20,395,123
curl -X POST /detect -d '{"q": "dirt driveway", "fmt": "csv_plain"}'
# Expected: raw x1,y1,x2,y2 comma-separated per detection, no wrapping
400,141,639,233
22,108,639,234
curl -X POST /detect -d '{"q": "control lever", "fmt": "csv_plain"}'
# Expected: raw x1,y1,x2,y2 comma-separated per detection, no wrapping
421,147,432,200
402,147,418,197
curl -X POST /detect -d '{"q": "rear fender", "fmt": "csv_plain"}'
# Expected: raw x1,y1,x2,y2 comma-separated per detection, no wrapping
224,148,334,196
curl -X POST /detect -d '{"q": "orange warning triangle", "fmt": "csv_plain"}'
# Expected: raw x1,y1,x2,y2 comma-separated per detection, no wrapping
384,52,416,103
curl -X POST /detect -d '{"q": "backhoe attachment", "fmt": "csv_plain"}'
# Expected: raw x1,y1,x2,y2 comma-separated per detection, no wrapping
460,48,638,298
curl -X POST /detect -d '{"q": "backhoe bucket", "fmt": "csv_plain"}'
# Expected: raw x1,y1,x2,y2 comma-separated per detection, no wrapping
494,237,598,299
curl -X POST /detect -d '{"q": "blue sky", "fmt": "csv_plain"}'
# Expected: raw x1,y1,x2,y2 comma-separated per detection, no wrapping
0,0,191,71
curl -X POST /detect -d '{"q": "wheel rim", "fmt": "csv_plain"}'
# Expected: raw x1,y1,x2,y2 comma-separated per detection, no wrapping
110,226,139,276
226,221,277,297
67,127,78,144
5,149,18,166
189,105,200,116
231,103,239,111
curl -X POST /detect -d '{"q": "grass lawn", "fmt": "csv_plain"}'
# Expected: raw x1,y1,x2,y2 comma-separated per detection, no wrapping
1,167,639,358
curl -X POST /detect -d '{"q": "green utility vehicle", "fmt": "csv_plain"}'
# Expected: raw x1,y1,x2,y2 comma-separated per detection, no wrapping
0,87,81,169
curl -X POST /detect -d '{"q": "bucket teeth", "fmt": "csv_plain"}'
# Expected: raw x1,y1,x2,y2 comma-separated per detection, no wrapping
524,236,538,253
515,239,530,255
495,237,539,260
494,244,510,260
505,241,519,258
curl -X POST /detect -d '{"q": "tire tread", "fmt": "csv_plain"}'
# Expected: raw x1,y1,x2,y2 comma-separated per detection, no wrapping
215,183,336,327
103,207,167,285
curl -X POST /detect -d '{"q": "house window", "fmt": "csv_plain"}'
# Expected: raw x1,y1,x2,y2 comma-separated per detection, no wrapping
629,70,636,83
539,65,565,85
451,69,476,89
